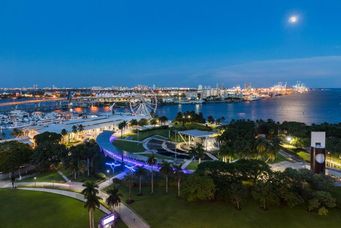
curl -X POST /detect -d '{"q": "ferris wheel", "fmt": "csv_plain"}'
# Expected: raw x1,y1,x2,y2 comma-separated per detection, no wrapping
129,92,157,118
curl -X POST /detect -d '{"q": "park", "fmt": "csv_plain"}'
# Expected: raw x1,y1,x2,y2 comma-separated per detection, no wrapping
1,113,341,227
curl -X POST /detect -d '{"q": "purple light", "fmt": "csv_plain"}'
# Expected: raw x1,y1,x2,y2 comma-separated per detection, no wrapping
99,213,116,227
98,132,192,174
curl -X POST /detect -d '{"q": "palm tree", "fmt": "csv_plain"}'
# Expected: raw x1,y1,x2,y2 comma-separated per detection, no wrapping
72,125,78,140
160,161,172,193
135,166,146,195
130,119,138,126
78,124,84,132
147,155,157,194
81,181,101,228
256,138,268,160
159,116,168,125
12,128,23,137
118,121,127,138
61,129,68,144
124,173,134,203
106,187,122,212
189,143,205,164
173,164,183,197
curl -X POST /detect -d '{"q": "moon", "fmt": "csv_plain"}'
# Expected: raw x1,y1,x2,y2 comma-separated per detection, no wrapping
288,15,298,24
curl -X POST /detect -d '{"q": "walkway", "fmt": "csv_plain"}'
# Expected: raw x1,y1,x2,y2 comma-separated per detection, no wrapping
58,171,71,182
98,173,149,228
205,152,218,161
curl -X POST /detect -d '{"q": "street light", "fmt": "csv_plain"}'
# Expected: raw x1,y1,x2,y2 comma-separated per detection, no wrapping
34,177,37,187
286,136,292,143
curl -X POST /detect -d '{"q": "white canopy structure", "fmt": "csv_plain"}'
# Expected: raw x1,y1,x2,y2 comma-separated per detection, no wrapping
177,129,218,151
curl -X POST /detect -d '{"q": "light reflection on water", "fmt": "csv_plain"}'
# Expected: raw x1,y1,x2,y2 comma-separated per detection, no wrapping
1,90,340,124
156,90,341,124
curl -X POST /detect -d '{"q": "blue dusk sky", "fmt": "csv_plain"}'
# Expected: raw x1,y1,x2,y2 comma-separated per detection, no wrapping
1,0,341,88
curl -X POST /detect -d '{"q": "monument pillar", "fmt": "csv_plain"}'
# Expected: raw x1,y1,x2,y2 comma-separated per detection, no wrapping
310,132,326,174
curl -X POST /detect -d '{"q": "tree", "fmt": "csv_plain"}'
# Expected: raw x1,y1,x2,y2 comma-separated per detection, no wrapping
147,155,157,194
81,181,101,228
160,161,172,193
252,180,279,210
218,120,257,159
32,132,66,171
135,166,146,195
189,143,206,164
271,171,304,208
78,124,84,132
83,140,100,177
130,119,138,126
227,182,248,210
182,174,215,202
61,129,68,144
72,125,78,139
234,159,271,184
106,187,122,212
308,191,336,215
207,115,215,124
0,141,32,176
138,118,148,127
118,121,127,138
150,118,158,125
173,164,183,197
66,145,84,179
123,173,134,203
159,116,168,125
11,128,24,137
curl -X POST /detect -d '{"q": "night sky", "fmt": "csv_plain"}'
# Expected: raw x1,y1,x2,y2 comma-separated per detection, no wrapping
1,0,341,88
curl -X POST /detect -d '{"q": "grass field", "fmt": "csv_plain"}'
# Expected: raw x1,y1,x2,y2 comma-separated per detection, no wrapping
113,140,145,152
0,189,104,228
297,151,311,162
186,160,199,170
117,186,341,228
131,128,171,141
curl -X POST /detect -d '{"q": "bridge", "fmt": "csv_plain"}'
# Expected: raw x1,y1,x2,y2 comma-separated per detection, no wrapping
0,96,142,112
0,98,66,107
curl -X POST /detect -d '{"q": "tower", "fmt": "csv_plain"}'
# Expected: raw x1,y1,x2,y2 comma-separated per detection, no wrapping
310,132,326,174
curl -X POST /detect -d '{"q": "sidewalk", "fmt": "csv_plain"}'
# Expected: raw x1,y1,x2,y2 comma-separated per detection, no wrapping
98,171,150,228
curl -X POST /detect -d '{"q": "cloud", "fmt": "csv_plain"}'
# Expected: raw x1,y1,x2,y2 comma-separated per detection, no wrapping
191,56,341,87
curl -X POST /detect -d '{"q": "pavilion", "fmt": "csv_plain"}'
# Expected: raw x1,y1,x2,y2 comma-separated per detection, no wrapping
177,129,219,151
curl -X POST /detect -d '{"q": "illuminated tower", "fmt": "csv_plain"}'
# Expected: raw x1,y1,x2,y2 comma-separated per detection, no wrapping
310,132,326,174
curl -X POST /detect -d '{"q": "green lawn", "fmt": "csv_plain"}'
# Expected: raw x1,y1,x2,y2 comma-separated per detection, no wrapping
186,160,199,170
113,140,145,152
0,189,104,228
131,128,171,141
297,151,311,162
117,186,341,228
269,153,289,164
19,172,65,183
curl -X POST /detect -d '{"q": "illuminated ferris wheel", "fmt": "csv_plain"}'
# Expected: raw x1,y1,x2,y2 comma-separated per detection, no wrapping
129,91,157,118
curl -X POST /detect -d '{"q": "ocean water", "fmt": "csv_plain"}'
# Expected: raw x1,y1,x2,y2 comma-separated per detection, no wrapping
1,89,341,124
156,89,341,124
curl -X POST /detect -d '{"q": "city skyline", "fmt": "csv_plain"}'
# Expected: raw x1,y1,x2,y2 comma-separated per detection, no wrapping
1,0,341,87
